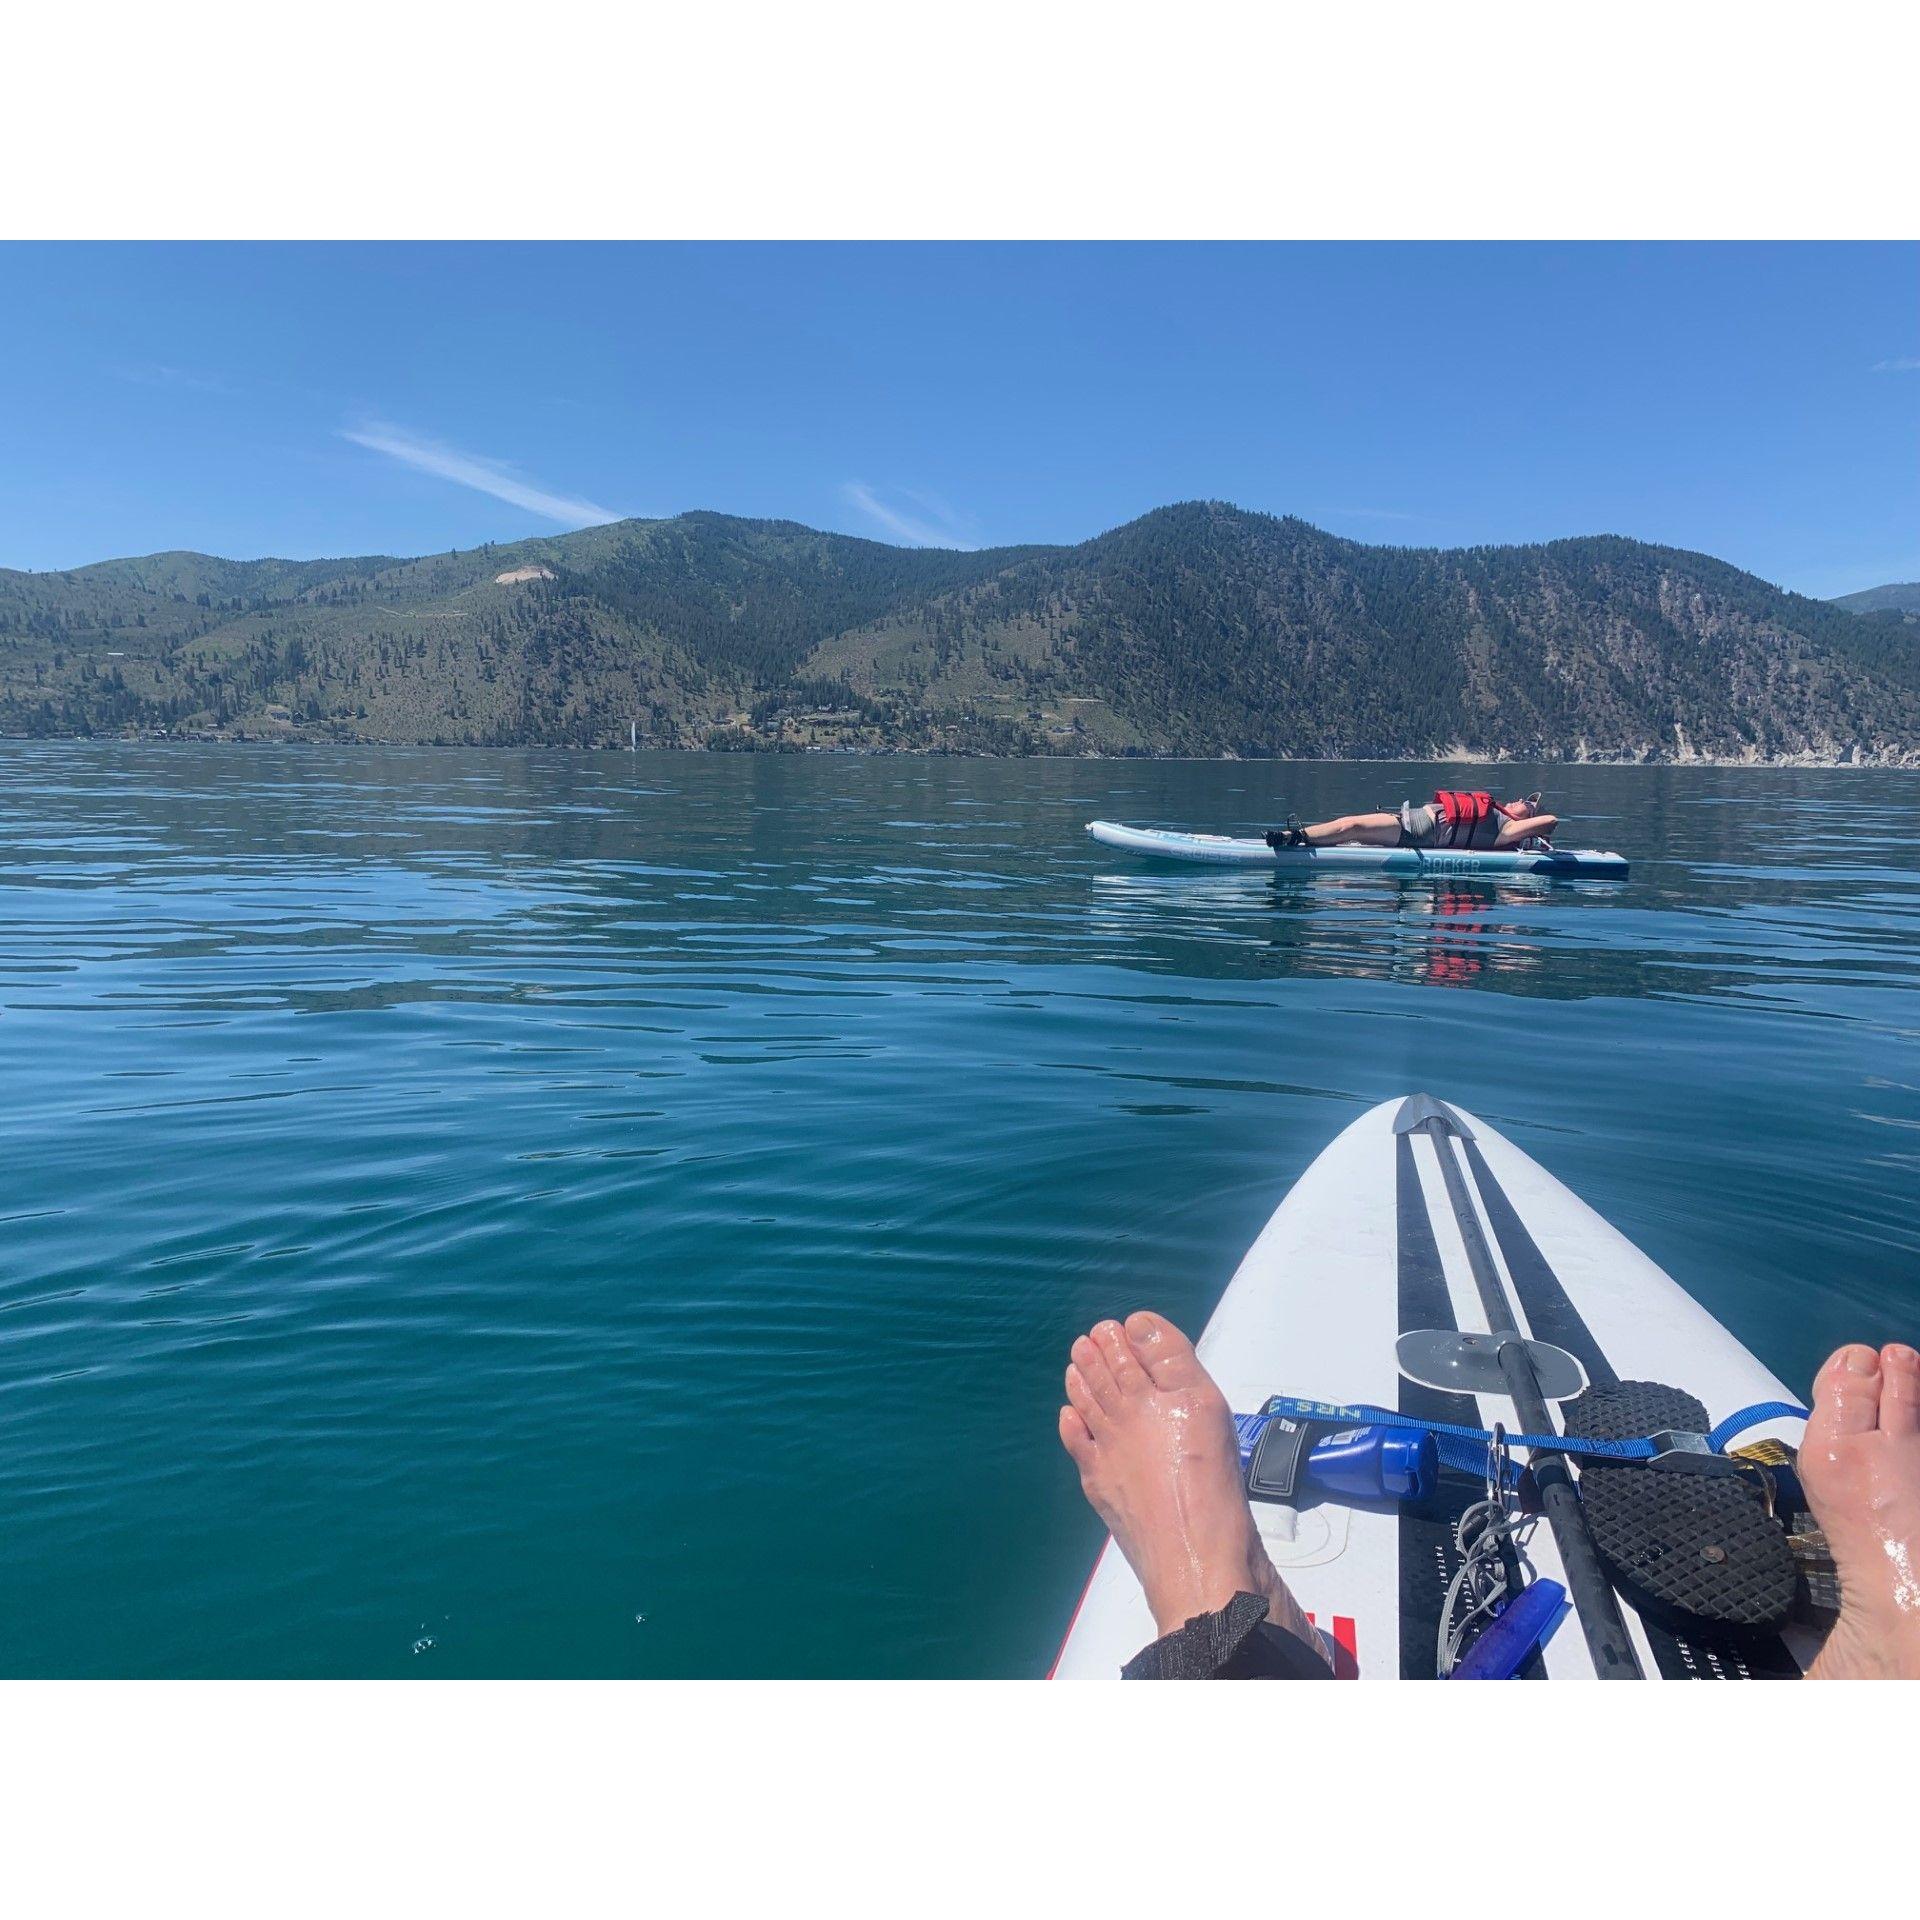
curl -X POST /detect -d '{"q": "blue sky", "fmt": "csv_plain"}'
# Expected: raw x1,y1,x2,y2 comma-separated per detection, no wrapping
1,242,1914,597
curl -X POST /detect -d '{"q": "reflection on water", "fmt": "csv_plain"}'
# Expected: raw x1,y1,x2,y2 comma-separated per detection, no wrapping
1,744,1918,1675
1088,871,1584,992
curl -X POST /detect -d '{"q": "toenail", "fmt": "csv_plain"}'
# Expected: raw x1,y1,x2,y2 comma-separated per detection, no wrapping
1845,1346,1881,1375
1886,1344,1919,1367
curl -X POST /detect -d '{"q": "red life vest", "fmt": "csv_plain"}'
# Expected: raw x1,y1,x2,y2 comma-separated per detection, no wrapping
1433,789,1508,848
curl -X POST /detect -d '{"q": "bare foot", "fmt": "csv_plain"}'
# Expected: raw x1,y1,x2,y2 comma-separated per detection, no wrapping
1800,1342,1920,1680
1058,1310,1322,1661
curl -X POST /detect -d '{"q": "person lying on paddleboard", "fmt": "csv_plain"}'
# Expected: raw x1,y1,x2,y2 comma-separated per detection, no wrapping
1059,1312,1920,1679
1265,788,1559,854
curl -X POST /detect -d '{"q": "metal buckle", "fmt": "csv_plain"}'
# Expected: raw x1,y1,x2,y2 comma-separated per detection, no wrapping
1642,1429,1734,1474
1486,1422,1512,1504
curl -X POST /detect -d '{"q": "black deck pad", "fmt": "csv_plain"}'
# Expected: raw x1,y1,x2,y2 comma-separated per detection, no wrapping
1394,1133,1547,1679
1561,1381,1798,1632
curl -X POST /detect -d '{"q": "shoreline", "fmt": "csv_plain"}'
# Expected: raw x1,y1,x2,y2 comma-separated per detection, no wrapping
3,733,1916,770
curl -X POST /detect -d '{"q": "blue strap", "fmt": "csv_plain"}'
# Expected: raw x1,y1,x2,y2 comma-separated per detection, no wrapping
1707,1401,1810,1451
1255,1393,1807,1470
1433,1429,1517,1481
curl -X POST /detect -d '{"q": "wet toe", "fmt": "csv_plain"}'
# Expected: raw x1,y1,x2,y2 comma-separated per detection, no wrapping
1071,1334,1122,1411
1065,1362,1103,1429
1093,1319,1148,1395
1811,1343,1883,1440
1879,1344,1920,1437
1124,1311,1208,1392
1058,1405,1095,1466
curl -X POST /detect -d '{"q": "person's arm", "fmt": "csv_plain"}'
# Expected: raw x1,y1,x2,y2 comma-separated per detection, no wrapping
1494,811,1557,849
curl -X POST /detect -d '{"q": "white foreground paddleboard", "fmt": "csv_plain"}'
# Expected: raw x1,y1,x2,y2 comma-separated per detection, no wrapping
1052,1095,1812,1680
1088,820,1628,878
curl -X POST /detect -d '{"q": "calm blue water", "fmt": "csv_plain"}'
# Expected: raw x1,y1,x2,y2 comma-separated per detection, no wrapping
2,745,1917,1676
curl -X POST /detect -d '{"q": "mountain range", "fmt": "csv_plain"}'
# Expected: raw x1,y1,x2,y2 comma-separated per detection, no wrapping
3,503,1916,763
1832,581,1920,618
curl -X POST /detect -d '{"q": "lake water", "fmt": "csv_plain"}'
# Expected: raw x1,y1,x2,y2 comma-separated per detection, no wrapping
2,744,1918,1677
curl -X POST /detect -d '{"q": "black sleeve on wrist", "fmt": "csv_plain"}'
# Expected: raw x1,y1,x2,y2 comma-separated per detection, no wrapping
1120,1591,1335,1680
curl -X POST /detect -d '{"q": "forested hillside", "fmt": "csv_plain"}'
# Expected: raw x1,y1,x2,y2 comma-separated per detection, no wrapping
4,503,1915,762
1833,582,1920,618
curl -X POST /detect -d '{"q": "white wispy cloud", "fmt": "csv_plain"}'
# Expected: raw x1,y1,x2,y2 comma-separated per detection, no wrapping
112,362,233,394
340,419,622,527
842,482,978,549
1871,356,1920,372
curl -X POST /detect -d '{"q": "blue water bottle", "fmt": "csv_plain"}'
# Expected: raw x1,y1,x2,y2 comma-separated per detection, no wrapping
1301,1424,1437,1503
1238,1412,1437,1505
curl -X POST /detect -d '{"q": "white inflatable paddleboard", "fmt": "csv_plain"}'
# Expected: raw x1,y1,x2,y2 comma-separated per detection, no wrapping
1088,820,1628,878
1052,1095,1813,1680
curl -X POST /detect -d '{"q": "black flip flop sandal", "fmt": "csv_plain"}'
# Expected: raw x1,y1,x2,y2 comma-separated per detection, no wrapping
1559,1380,1798,1632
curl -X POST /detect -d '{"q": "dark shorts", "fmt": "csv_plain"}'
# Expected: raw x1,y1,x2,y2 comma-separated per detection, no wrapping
1400,801,1442,847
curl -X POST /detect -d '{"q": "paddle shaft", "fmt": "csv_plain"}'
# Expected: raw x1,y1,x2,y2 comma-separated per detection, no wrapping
1424,1123,1644,1680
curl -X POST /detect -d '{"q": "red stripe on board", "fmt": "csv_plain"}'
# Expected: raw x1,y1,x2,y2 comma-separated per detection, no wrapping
1331,1615,1360,1680
1305,1611,1361,1679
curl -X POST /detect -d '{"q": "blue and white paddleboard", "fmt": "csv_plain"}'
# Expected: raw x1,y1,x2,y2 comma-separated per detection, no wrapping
1051,1096,1812,1681
1087,820,1628,878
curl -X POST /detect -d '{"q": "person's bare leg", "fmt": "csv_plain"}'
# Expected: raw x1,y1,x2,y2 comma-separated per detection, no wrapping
1303,812,1402,848
1494,812,1557,848
1059,1311,1326,1661
1800,1342,1920,1679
